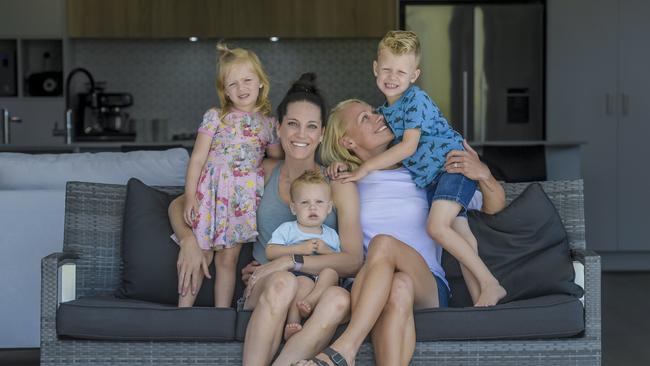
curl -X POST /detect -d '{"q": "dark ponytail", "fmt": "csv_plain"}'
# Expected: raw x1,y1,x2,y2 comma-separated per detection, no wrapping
276,73,328,126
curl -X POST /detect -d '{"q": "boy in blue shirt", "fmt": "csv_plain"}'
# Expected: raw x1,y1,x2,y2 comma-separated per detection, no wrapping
337,30,505,306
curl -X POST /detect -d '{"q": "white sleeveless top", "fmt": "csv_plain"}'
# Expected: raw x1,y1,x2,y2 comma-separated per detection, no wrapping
356,167,483,287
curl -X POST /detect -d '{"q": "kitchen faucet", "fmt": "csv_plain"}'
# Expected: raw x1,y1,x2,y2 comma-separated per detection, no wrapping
57,68,95,144
1,107,22,145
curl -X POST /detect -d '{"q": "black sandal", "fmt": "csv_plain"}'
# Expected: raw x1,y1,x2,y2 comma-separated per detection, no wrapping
322,346,349,366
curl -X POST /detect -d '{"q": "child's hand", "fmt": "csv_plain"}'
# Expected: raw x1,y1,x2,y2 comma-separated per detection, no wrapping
338,166,369,183
314,239,334,254
183,196,199,226
326,161,350,180
298,240,319,255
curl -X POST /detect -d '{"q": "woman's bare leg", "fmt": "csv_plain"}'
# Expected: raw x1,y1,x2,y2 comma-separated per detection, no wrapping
371,272,417,366
301,235,439,366
178,250,213,307
242,271,298,366
298,268,339,318
214,244,243,308
286,276,315,340
428,200,505,306
273,286,350,366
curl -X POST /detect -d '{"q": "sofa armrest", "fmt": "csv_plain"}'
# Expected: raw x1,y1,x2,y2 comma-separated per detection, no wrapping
41,252,78,343
571,249,601,342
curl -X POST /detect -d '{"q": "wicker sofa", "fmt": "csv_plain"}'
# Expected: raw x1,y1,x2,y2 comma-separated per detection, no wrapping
41,179,601,365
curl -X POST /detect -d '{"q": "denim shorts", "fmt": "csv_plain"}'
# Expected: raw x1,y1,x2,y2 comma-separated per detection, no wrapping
435,275,450,308
426,172,478,218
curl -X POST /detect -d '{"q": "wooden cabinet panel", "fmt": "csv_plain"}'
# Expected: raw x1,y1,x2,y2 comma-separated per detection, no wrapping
67,0,396,39
67,0,152,38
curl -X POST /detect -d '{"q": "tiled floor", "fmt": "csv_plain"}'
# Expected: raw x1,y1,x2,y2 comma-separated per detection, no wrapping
1,272,648,366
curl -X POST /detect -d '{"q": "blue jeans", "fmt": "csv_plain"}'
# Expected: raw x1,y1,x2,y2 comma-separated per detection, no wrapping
426,172,478,218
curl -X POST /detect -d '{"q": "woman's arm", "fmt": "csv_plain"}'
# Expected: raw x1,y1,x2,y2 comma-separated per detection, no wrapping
168,195,210,296
445,140,506,214
265,241,314,260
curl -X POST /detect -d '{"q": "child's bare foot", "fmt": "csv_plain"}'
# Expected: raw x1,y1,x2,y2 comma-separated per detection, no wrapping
284,323,302,340
297,300,314,318
474,283,507,307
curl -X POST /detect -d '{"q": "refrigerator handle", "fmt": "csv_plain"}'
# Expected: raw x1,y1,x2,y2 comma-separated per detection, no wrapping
621,93,629,116
605,93,613,116
462,70,468,139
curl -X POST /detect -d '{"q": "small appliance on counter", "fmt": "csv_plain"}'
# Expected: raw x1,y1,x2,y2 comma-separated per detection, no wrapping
65,68,136,142
76,88,135,141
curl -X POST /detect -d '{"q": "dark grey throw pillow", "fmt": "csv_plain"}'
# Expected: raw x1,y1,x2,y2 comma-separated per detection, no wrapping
442,183,584,307
116,178,217,306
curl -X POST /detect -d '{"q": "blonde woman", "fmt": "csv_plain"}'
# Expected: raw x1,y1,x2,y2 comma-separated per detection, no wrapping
298,99,505,366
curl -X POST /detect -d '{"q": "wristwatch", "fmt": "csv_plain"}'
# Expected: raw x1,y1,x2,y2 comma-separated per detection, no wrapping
291,254,304,271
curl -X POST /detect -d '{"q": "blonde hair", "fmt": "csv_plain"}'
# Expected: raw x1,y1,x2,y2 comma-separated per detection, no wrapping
216,43,272,119
289,169,331,201
320,99,364,171
377,30,421,65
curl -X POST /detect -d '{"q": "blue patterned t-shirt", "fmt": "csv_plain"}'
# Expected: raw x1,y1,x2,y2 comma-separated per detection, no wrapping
377,85,464,188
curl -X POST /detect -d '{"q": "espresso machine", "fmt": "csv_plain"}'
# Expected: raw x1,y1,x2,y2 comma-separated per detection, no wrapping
75,87,135,141
65,68,135,142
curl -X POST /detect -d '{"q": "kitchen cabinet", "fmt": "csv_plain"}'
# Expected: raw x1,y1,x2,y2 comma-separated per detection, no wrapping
66,0,397,39
547,0,650,261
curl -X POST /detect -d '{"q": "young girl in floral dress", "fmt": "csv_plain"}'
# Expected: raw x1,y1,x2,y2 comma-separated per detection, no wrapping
177,44,282,308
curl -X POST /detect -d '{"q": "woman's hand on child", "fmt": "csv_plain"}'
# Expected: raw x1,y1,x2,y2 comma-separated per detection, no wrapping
183,197,199,226
444,140,490,182
326,161,350,180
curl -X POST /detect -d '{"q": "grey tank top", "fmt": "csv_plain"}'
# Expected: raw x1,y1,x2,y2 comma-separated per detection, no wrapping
254,162,338,263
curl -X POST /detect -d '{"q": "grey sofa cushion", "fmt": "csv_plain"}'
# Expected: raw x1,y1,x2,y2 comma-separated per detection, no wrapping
116,178,216,306
444,183,584,307
116,178,254,307
56,296,236,341
236,294,583,342
414,294,584,341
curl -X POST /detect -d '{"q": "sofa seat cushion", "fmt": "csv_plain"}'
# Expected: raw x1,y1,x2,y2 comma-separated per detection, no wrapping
236,294,583,342
414,294,584,341
56,296,236,341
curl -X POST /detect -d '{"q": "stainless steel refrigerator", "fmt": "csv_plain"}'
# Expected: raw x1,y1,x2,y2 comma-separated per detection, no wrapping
401,1,544,141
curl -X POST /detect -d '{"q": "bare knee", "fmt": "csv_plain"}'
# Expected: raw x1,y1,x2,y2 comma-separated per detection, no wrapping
385,272,415,315
319,287,351,316
366,234,398,264
215,247,240,272
296,276,315,293
261,272,298,314
427,219,452,243
319,267,339,280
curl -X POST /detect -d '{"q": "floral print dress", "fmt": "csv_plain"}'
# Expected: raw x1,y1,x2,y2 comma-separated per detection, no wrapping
193,108,279,250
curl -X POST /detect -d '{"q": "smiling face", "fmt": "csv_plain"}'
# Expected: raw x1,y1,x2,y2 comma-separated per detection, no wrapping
223,61,262,112
289,183,333,228
278,100,323,161
339,101,394,162
373,49,420,105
